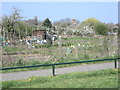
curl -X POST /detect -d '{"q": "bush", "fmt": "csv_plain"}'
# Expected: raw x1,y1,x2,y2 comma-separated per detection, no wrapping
95,23,108,35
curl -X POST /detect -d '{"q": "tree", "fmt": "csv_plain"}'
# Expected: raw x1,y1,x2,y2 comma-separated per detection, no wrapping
42,18,52,28
107,23,116,33
95,23,108,35
64,18,72,26
16,21,33,38
83,18,100,26
1,7,23,40
1,7,34,42
76,18,100,36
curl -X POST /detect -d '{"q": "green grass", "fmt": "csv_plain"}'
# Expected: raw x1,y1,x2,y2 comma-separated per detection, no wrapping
3,47,24,52
1,55,117,73
2,69,118,88
61,37,99,40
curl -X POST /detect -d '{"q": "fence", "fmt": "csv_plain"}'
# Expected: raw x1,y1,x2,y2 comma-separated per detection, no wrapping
0,58,119,76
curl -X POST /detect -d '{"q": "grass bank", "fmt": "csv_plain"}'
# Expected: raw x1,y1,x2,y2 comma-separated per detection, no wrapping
2,69,118,88
1,55,117,73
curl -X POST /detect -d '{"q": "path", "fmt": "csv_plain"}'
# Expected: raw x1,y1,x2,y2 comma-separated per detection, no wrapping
0,62,117,81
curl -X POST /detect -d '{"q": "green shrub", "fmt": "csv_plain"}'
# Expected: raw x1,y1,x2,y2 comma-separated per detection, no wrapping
95,23,108,35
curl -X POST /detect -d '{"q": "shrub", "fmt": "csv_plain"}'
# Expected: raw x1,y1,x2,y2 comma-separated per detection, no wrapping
95,23,108,35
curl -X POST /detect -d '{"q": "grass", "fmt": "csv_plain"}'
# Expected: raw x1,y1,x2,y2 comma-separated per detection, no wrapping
61,36,99,40
1,55,118,73
2,69,118,88
3,47,24,52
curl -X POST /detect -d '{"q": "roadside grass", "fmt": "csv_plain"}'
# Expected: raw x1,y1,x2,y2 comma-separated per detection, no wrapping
2,69,118,88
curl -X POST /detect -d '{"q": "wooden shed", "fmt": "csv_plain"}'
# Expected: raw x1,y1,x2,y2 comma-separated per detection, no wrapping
32,30,46,40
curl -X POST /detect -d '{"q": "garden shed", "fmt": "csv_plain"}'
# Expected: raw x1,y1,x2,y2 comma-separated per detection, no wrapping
32,30,46,40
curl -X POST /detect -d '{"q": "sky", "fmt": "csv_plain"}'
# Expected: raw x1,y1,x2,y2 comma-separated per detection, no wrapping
1,2,118,24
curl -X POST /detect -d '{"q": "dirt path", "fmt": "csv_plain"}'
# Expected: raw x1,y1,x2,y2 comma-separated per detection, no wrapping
0,62,118,81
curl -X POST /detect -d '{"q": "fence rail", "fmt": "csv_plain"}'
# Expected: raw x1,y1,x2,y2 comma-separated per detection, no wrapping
0,58,120,76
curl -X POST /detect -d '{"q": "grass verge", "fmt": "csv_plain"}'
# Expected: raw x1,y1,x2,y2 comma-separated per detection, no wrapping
1,55,118,73
2,69,118,88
